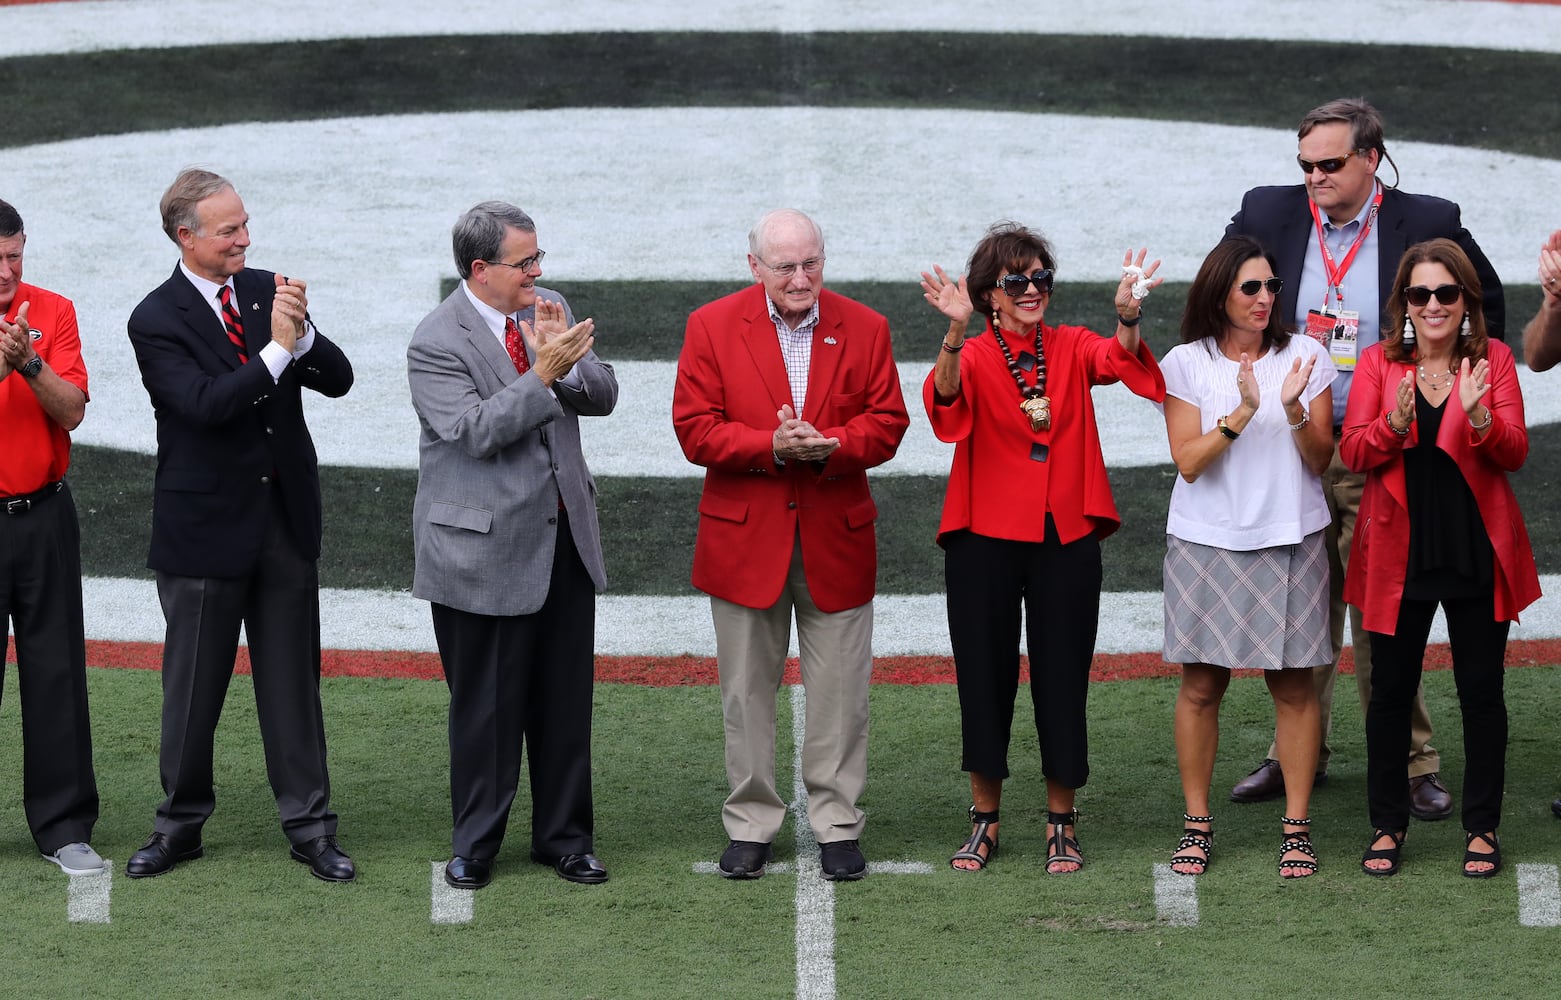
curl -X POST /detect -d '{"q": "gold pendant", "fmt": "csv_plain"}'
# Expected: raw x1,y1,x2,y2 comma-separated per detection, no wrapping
1021,395,1051,431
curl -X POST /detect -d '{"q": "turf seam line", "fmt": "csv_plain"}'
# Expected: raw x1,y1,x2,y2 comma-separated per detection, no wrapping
66,866,112,924
1517,862,1561,927
792,683,836,1000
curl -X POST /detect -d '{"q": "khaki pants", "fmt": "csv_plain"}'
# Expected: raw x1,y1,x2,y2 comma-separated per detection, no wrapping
1265,442,1440,777
712,540,873,845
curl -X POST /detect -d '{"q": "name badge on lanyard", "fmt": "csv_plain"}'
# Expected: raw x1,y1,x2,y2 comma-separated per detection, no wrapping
1307,184,1383,373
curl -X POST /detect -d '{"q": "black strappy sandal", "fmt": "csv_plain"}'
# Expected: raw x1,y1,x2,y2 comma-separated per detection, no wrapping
1278,816,1318,879
1170,813,1214,876
950,806,998,871
1045,810,1083,875
1462,831,1502,879
1361,828,1405,877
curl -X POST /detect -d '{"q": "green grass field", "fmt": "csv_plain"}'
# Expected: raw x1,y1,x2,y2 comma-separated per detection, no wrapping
3,662,1560,999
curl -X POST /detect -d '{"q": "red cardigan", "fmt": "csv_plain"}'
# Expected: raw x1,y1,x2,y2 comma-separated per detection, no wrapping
673,285,909,612
1340,340,1540,632
922,322,1164,545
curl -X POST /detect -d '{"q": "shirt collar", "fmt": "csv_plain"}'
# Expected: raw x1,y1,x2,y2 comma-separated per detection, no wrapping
461,280,514,339
179,260,233,304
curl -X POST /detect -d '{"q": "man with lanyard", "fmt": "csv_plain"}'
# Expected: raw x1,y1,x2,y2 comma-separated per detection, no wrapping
1225,97,1504,820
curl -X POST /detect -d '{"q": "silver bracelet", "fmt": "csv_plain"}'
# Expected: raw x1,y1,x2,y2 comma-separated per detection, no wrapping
1288,409,1310,431
1470,407,1493,431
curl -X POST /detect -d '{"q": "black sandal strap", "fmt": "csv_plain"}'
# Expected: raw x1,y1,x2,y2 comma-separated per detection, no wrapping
1046,810,1077,825
968,805,999,824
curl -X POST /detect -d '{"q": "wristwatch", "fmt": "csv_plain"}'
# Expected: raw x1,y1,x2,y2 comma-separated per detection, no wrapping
18,355,43,379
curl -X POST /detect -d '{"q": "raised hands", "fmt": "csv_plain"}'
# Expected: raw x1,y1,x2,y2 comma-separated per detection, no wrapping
920,265,973,325
1458,356,1492,417
1235,353,1261,412
1279,355,1316,410
270,274,308,353
520,298,596,386
1115,248,1163,319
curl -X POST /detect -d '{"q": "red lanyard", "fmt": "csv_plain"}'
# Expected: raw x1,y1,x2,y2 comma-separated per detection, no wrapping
1309,182,1383,312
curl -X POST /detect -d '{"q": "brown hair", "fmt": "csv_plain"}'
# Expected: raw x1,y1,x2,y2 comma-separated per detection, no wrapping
159,168,233,244
1180,236,1291,354
965,221,1057,321
1383,238,1488,364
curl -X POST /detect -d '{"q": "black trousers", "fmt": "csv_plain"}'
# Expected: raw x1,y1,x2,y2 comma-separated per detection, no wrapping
1367,593,1509,834
431,514,596,861
0,481,99,852
943,522,1102,787
153,499,335,845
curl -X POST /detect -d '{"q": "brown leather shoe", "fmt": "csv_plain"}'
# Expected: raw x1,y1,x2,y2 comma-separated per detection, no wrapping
1230,759,1328,803
1409,772,1454,821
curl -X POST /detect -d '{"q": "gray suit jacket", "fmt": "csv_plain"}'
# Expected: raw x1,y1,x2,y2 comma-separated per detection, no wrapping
407,284,617,616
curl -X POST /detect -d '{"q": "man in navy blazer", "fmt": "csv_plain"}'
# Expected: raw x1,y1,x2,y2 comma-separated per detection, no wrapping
1224,98,1503,820
124,168,356,882
408,201,617,890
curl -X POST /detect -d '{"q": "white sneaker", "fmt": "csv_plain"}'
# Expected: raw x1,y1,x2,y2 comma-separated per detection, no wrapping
43,842,107,875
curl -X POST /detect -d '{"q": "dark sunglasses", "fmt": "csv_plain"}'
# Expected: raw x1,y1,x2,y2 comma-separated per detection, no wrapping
1236,277,1284,296
996,268,1054,297
1404,283,1464,307
1296,150,1364,175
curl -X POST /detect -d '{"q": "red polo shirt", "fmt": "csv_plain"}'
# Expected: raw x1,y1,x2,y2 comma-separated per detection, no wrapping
2,282,88,495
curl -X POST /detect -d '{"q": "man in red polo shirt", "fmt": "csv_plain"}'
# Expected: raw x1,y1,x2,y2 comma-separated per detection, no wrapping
0,197,101,876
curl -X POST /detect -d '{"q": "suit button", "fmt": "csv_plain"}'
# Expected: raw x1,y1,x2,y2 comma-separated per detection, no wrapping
265,426,275,435
260,475,271,485
787,502,797,509
547,516,558,525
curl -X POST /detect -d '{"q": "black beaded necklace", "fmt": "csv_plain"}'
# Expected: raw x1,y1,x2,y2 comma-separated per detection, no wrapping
991,318,1050,430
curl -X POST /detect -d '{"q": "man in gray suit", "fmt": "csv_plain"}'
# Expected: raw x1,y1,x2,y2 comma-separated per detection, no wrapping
407,201,618,890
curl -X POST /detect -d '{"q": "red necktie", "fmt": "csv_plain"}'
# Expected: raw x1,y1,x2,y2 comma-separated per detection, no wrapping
504,317,530,374
218,285,247,363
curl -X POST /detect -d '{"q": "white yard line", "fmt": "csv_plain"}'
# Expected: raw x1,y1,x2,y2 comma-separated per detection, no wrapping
791,683,836,1000
66,867,112,924
429,861,474,925
1517,863,1561,928
1152,863,1199,927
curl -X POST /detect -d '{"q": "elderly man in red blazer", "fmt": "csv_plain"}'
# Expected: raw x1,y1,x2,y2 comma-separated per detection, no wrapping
673,209,909,881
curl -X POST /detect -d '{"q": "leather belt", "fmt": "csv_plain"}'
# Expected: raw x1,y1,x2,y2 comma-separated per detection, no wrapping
2,480,64,515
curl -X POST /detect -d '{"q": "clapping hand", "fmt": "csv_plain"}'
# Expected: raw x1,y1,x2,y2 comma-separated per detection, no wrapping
1458,356,1492,416
1236,353,1260,411
1279,355,1315,410
1391,368,1416,431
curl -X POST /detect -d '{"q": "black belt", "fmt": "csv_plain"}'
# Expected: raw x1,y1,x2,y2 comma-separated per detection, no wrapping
2,480,63,515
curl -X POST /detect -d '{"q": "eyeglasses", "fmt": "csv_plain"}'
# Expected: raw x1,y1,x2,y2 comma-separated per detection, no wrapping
1236,277,1284,296
996,269,1055,297
757,256,825,278
484,249,546,273
1404,283,1463,307
1297,150,1366,175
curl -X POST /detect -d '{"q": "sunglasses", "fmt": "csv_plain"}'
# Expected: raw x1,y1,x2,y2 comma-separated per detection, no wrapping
1296,150,1365,175
1236,277,1284,296
996,268,1054,297
1404,283,1464,307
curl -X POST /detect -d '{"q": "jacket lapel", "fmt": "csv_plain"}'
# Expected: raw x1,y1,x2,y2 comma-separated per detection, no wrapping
740,289,794,411
171,266,242,371
803,302,844,424
453,291,517,386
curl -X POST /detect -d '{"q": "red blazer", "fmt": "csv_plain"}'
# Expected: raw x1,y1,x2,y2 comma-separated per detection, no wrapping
1341,340,1540,632
923,322,1164,545
672,285,909,612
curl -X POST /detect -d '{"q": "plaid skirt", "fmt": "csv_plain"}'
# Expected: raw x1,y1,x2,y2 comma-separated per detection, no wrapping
1163,530,1332,671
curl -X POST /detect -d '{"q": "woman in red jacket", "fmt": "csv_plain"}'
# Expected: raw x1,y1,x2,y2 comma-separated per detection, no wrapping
1343,238,1541,879
920,222,1166,873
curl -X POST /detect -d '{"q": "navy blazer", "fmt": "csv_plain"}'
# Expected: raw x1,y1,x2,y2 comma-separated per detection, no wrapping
127,265,353,578
1225,184,1504,341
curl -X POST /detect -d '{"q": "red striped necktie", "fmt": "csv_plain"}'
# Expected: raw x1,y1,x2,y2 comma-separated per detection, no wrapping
504,316,530,374
218,285,247,363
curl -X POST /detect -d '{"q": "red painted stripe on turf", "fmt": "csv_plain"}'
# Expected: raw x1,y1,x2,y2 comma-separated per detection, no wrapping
9,636,1560,684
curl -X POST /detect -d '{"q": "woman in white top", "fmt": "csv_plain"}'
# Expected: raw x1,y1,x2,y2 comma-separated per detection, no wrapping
1159,236,1336,879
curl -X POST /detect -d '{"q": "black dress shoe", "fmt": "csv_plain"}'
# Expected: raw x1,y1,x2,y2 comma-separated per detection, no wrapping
718,840,773,879
125,831,203,878
444,856,493,890
532,850,609,884
1409,773,1454,821
289,835,356,883
820,839,867,881
1553,798,1561,819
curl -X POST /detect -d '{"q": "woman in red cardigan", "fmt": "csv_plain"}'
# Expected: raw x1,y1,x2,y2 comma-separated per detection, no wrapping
919,222,1166,873
1343,238,1541,879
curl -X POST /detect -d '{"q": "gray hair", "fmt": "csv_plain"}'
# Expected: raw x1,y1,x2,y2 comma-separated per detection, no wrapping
747,208,824,260
0,197,22,239
452,201,536,280
160,168,234,244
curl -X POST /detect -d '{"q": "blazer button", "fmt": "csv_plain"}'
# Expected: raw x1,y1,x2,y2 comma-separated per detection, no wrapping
260,475,271,485
547,516,558,525
787,501,797,509
265,426,275,435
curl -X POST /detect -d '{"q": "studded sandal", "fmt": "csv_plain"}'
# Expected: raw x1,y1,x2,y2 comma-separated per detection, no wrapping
1278,816,1318,879
950,806,998,871
1170,813,1214,876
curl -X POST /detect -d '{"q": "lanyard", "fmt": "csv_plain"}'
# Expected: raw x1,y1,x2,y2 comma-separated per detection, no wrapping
1309,182,1383,312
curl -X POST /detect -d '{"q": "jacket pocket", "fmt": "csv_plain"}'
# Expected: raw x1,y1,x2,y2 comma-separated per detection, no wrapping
845,497,878,530
698,493,749,524
428,501,493,534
